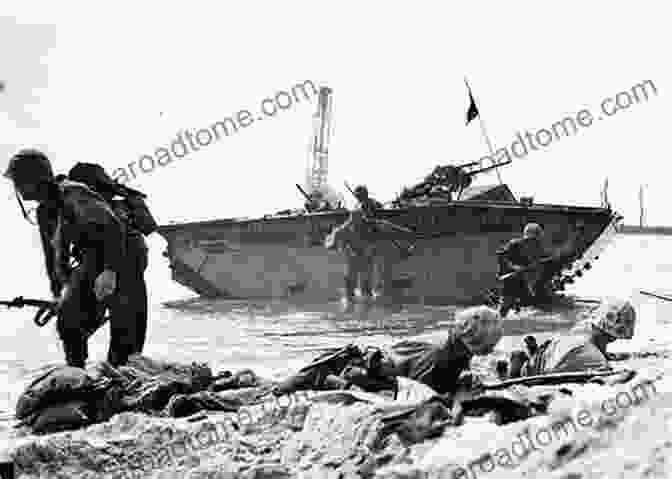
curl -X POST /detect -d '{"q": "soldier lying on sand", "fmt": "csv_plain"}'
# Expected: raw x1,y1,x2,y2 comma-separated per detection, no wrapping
509,298,636,377
273,306,504,399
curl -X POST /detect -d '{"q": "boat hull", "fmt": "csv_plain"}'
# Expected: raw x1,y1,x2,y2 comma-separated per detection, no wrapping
157,201,620,305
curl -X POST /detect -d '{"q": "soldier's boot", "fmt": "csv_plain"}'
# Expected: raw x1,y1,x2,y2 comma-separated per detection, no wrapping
57,316,88,368
62,339,87,369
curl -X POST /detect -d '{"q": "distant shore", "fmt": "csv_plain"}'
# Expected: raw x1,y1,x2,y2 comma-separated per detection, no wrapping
618,225,672,235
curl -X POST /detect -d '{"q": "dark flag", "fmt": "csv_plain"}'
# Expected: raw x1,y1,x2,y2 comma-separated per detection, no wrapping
466,85,479,125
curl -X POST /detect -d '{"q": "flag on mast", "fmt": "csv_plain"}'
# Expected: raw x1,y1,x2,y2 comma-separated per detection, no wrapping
466,85,479,125
464,77,503,184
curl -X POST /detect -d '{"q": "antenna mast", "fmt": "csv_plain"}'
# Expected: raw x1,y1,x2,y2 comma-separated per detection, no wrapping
639,185,645,227
306,86,333,193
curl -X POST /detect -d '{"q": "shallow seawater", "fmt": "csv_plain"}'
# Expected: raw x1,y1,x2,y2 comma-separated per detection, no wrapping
1,233,672,417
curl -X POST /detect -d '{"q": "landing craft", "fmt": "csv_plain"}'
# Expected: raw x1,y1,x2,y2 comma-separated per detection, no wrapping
157,87,621,304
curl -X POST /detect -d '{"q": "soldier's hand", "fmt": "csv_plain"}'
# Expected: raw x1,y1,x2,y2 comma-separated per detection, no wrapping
94,270,117,300
54,284,72,309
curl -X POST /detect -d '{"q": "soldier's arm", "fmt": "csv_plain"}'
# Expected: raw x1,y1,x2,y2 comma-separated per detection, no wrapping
498,240,521,271
65,191,124,273
36,205,63,297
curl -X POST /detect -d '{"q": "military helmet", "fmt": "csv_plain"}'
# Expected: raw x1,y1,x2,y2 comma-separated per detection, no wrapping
454,305,504,355
589,298,636,340
523,222,543,239
4,149,53,184
354,185,368,197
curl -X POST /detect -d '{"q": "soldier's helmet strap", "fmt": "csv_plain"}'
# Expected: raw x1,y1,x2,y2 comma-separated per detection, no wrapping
14,189,37,226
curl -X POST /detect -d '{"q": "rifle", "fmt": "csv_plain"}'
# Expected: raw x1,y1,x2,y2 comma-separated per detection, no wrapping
343,182,416,257
640,290,672,302
498,256,557,282
481,369,635,390
0,296,59,327
296,183,311,203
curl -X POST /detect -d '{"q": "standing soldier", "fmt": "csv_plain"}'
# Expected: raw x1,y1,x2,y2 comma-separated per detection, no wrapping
325,209,376,305
4,149,143,367
67,162,153,357
353,185,383,218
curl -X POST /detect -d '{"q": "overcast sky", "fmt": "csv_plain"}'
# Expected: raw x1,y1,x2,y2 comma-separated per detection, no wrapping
1,1,668,297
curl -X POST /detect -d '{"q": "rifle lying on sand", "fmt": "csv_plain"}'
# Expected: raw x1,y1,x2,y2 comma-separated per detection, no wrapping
373,369,638,416
0,296,59,327
481,369,636,391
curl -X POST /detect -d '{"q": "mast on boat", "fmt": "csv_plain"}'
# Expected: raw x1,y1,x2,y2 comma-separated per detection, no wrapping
305,86,343,208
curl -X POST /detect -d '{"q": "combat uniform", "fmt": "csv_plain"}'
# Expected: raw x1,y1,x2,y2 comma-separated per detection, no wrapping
386,305,503,394
109,199,149,356
67,162,153,358
521,298,636,375
41,179,150,367
325,210,377,299
274,305,504,398
498,223,547,317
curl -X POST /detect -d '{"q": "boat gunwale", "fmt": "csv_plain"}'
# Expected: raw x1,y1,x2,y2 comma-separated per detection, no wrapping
156,200,616,233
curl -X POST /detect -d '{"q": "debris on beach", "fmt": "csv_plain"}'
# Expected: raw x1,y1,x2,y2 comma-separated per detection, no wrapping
3,345,671,478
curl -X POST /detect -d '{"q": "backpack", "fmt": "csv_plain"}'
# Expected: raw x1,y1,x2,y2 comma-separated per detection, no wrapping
67,162,158,236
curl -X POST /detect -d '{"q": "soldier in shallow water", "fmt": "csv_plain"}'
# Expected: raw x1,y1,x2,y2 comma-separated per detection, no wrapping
497,222,548,317
325,209,377,303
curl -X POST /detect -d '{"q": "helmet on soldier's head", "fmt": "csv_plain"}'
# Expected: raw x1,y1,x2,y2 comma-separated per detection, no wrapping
589,298,636,340
523,222,543,239
454,306,504,355
354,185,368,198
4,149,53,185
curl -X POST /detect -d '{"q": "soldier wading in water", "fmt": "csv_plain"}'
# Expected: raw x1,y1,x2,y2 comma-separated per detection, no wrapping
325,184,413,307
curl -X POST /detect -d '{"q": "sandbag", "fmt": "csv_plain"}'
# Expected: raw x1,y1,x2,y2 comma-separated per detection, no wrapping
30,400,91,434
15,367,95,420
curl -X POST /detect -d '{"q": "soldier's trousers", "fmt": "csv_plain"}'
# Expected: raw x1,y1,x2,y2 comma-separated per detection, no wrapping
345,252,375,298
57,234,148,368
109,233,148,362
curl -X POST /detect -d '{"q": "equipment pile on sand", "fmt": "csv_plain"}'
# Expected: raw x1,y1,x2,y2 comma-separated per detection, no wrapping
2,345,672,478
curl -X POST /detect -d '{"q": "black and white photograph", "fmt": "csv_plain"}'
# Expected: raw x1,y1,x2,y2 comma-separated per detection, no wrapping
0,2,669,477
